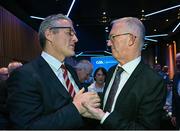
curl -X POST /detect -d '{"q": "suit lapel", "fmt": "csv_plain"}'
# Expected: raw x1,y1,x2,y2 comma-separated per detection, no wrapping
116,61,144,103
104,62,145,107
37,56,71,99
104,65,117,93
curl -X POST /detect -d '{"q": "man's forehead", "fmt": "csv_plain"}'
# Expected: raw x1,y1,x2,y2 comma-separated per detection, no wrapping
110,26,118,33
111,22,126,32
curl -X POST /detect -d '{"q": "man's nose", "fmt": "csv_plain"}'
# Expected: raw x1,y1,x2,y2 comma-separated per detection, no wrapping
73,35,78,43
107,40,112,46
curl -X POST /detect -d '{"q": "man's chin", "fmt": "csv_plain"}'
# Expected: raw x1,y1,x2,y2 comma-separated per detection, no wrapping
67,51,75,57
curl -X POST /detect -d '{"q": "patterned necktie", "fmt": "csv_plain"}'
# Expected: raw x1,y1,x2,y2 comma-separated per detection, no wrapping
61,64,76,98
104,67,124,112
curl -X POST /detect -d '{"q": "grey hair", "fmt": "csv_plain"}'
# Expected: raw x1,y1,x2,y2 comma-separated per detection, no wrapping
38,14,72,49
75,60,93,74
111,17,145,50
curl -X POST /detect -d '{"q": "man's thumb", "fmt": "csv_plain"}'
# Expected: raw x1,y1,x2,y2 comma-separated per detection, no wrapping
77,87,85,95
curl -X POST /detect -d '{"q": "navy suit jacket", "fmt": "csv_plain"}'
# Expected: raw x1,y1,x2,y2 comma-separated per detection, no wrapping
7,56,84,129
101,61,166,129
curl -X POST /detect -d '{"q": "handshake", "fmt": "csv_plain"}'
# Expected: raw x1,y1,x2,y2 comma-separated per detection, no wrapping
73,88,105,120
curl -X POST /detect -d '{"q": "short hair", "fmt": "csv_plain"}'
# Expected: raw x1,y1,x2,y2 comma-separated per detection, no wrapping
75,60,93,74
38,14,72,49
111,17,145,50
93,67,107,81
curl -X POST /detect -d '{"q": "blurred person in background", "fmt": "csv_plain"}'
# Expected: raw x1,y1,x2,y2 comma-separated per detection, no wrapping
75,59,93,90
88,67,107,93
171,53,180,129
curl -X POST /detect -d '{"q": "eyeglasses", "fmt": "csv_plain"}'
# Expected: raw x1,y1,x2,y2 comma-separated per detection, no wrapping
108,33,136,41
49,26,76,36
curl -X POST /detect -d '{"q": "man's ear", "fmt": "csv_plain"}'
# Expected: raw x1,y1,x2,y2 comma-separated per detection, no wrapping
45,29,53,42
128,35,136,46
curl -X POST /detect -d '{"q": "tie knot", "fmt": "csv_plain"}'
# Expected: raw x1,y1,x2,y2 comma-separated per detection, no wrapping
117,66,124,74
61,64,66,70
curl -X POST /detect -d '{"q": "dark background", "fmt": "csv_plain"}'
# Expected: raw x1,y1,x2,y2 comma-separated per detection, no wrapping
1,0,180,53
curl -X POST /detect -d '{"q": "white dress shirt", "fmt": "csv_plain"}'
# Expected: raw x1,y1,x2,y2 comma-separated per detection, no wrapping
101,56,141,123
41,51,79,93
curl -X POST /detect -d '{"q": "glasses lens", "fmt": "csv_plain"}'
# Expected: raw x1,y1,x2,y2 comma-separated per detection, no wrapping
108,33,133,41
108,34,113,41
69,28,76,36
50,26,76,36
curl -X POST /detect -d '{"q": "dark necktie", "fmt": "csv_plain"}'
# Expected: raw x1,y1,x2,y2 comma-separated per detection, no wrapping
61,64,76,98
104,67,124,112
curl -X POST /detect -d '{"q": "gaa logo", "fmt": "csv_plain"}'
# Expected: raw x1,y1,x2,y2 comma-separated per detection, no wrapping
96,61,104,64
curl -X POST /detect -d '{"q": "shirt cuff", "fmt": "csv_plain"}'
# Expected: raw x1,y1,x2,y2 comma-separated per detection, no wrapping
100,112,110,124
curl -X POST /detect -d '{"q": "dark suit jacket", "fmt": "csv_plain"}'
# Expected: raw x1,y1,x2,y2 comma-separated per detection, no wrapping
101,61,166,129
0,80,8,114
7,56,84,129
0,80,11,129
172,72,180,128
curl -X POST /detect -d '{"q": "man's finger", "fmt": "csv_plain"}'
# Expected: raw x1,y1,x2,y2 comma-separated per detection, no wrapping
76,88,85,95
82,102,91,111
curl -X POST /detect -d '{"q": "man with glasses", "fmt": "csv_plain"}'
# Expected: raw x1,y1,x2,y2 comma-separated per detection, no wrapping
82,17,166,129
7,14,100,129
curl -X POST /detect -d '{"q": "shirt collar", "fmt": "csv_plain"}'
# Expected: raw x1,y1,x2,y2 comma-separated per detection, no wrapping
41,51,64,71
118,56,141,74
